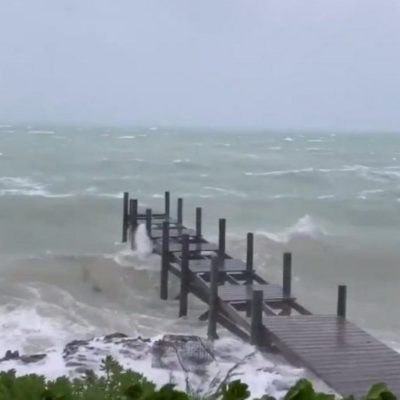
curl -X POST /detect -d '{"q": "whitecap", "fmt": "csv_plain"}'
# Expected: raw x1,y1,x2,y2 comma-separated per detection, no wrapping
244,168,314,177
203,186,247,198
307,139,324,143
28,130,55,135
284,137,294,142
118,135,136,139
256,215,326,243
268,146,282,151
305,147,321,151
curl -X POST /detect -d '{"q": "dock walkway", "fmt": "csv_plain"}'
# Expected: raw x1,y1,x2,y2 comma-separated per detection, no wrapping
122,192,400,396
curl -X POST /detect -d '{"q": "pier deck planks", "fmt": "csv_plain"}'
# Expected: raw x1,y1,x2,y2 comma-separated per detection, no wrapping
264,315,400,396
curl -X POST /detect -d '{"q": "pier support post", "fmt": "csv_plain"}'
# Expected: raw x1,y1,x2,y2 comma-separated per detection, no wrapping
218,218,226,261
146,208,152,237
246,233,254,317
164,191,170,219
196,207,202,240
246,233,254,285
283,253,292,298
179,234,190,317
250,290,264,347
177,198,183,227
337,285,347,318
208,256,219,340
122,192,129,243
160,221,170,300
129,199,138,249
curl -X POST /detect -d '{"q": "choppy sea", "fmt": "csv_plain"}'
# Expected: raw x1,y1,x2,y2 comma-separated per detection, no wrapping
1,125,399,395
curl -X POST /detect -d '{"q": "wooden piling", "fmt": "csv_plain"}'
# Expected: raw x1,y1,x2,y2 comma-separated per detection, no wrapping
208,256,219,340
164,191,170,219
246,233,254,317
250,290,264,346
122,192,129,243
146,208,152,237
177,198,183,226
337,285,347,318
218,218,226,260
196,207,202,240
246,233,254,285
160,221,169,300
283,252,292,298
179,234,190,317
129,199,138,249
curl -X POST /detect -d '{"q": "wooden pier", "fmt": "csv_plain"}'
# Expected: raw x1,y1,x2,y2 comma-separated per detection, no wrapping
122,191,400,397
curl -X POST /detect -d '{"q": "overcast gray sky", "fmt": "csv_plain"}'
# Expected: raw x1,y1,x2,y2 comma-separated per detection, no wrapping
0,0,399,131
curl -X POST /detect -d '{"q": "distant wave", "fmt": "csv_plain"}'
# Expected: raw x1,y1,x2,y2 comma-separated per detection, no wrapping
203,186,248,198
28,130,56,135
118,135,136,139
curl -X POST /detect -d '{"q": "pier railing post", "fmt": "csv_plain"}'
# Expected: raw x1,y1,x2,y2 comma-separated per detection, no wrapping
122,192,129,243
179,234,190,317
196,207,202,241
283,252,292,298
146,208,152,237
164,191,170,220
218,218,226,261
337,285,347,318
177,198,183,227
250,290,264,347
129,199,138,249
160,221,170,300
208,256,219,340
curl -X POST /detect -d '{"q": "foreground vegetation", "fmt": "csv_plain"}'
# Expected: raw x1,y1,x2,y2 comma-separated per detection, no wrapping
0,356,395,400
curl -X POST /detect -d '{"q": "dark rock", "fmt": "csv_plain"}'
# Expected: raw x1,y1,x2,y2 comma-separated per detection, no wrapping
152,334,214,372
20,354,46,364
104,332,128,342
63,339,90,358
0,350,20,362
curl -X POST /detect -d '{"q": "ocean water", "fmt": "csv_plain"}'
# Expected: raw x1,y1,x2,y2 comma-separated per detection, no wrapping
0,125,400,391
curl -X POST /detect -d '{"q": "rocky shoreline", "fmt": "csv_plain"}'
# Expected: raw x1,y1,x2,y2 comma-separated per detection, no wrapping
0,333,305,397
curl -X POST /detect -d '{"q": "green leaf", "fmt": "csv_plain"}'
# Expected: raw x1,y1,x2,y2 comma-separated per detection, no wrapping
365,383,396,400
284,379,315,400
314,393,335,400
124,384,144,400
222,380,250,400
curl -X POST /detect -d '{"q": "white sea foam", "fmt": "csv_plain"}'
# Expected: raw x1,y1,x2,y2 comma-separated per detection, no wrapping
118,135,136,139
114,226,154,267
257,215,326,243
284,137,294,142
0,331,310,397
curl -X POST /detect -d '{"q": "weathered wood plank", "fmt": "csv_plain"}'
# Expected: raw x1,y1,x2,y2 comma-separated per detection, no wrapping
217,284,295,303
189,258,247,273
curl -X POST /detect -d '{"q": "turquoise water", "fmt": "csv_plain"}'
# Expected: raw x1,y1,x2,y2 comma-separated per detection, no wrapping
1,125,400,353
